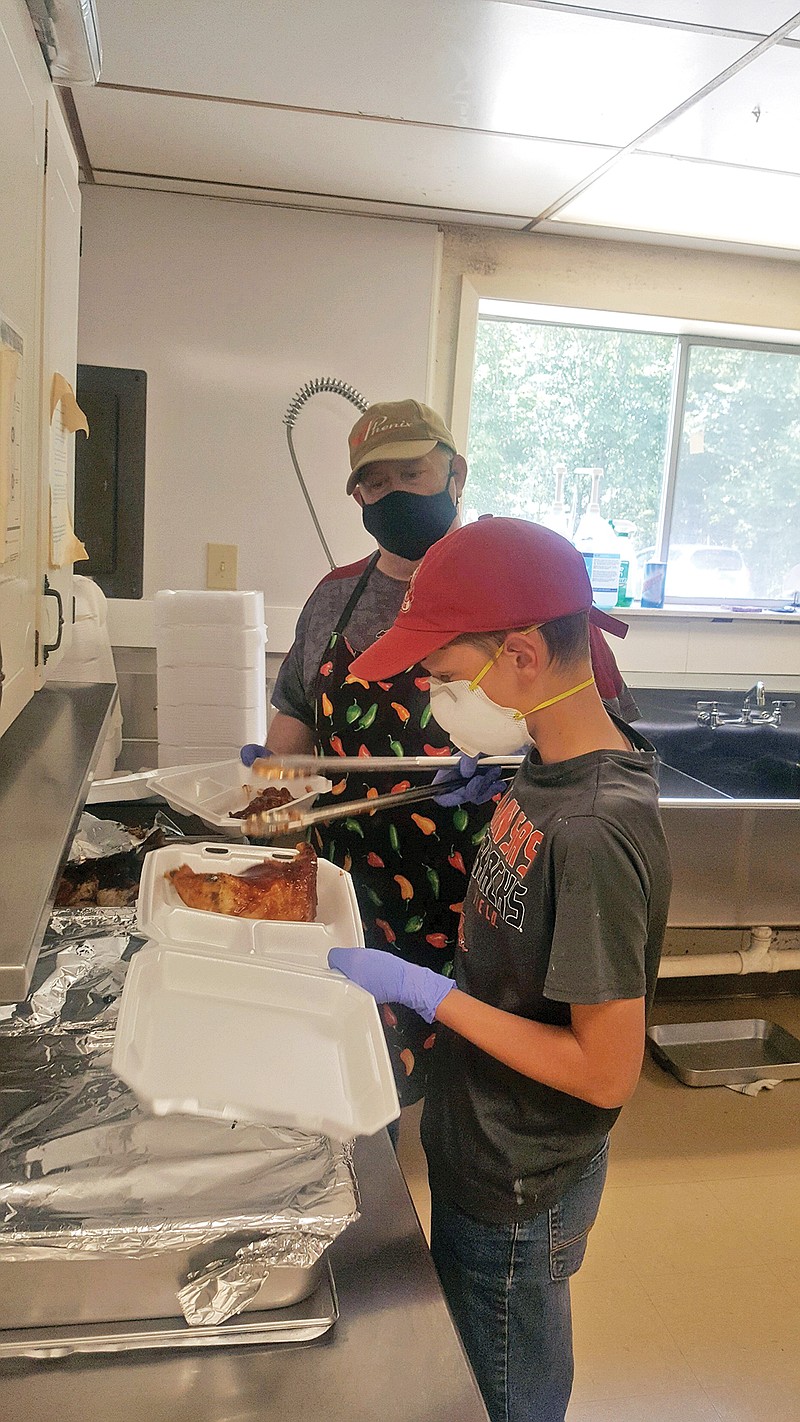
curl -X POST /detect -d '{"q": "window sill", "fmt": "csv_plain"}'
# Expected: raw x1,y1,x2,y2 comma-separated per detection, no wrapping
618,606,800,624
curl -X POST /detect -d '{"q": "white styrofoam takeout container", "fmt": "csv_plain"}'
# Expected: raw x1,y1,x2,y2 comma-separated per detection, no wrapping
146,759,331,836
137,842,364,966
156,703,266,746
156,624,266,669
154,589,265,629
113,944,400,1138
157,663,267,709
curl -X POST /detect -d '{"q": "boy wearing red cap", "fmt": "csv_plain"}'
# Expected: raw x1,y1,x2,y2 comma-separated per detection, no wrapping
330,518,671,1422
247,401,638,1123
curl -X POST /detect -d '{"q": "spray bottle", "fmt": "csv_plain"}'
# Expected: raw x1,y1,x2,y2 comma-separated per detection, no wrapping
573,468,621,611
610,519,636,607
540,462,571,539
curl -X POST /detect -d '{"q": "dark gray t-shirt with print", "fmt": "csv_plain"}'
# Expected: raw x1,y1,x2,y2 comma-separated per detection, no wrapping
421,722,671,1225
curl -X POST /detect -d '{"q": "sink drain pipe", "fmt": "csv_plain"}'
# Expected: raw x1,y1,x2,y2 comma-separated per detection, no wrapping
658,926,800,978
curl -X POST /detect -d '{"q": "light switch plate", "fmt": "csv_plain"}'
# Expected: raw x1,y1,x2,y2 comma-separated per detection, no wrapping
206,543,238,591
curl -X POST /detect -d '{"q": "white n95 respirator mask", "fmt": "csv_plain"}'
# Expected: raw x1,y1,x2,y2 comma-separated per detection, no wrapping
427,628,596,757
428,679,534,758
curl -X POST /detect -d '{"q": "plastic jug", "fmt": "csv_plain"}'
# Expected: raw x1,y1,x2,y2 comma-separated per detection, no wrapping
540,463,572,539
573,469,621,611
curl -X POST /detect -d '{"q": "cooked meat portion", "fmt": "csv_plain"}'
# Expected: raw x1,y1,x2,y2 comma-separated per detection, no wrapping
166,843,317,922
56,831,168,908
229,784,293,820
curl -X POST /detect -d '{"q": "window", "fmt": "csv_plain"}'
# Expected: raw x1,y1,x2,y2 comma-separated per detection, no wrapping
465,305,800,607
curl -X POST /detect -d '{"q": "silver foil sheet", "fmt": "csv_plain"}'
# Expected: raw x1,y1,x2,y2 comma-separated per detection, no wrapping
0,911,359,1325
68,814,138,863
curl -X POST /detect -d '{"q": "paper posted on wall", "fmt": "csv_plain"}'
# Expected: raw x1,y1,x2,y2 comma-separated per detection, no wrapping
0,319,23,571
49,371,89,569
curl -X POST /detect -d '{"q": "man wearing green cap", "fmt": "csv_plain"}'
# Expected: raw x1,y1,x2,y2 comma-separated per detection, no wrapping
244,401,504,1112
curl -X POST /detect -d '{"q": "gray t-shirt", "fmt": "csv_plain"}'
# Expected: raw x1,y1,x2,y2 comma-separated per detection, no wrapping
421,721,671,1224
272,560,407,729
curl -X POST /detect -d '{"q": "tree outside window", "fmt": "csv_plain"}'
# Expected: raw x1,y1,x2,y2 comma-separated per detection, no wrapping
466,313,800,605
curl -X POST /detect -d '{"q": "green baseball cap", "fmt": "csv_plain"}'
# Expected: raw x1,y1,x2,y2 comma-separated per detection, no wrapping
347,399,456,494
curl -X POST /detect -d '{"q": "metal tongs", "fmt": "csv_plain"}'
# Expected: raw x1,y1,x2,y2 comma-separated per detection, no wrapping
243,754,524,837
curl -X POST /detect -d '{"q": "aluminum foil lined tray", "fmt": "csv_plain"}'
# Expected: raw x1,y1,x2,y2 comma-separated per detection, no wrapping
0,911,359,1336
0,1261,338,1358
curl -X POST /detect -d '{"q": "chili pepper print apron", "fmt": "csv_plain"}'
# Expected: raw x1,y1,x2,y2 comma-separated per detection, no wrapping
314,553,497,1108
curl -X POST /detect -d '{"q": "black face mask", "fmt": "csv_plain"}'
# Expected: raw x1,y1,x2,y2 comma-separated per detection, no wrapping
361,478,457,561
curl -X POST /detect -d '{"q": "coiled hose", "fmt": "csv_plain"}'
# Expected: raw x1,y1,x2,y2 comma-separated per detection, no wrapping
284,377,370,570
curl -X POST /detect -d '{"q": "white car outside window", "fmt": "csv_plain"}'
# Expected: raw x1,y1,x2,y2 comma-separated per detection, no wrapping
632,545,752,601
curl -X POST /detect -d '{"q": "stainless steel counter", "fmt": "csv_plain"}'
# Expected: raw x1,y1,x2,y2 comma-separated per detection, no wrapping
0,1131,490,1422
0,682,117,1001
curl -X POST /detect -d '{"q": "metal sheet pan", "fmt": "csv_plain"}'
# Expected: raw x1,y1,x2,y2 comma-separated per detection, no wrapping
0,1259,337,1359
647,1019,800,1087
0,1249,324,1330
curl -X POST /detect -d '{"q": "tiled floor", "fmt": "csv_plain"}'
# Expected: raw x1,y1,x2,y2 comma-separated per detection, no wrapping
396,992,800,1422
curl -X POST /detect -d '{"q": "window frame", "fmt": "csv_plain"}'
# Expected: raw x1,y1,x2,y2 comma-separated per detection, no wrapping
452,282,800,611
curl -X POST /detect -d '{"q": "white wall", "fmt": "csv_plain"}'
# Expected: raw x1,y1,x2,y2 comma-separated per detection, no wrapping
78,186,441,645
610,609,800,692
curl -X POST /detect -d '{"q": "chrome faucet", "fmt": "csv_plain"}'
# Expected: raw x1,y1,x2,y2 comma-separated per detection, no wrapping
742,682,766,716
695,684,795,728
769,700,796,727
740,682,796,726
696,701,723,728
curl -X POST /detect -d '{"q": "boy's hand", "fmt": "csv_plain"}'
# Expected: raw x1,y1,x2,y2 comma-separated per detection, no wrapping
433,754,507,807
328,948,454,1024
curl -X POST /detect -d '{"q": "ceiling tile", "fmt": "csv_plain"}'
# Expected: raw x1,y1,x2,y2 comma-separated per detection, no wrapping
92,170,530,226
92,0,751,146
534,2,800,34
640,38,800,172
74,85,614,218
550,149,800,250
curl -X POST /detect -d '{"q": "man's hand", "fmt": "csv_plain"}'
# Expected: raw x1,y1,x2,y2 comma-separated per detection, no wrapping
433,754,508,807
241,744,272,768
328,948,455,1024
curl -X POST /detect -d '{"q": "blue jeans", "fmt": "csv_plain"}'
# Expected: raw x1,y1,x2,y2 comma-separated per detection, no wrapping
430,1139,608,1422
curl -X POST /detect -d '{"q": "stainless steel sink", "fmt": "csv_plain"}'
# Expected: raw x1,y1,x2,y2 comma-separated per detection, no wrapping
646,721,800,800
657,796,800,927
635,689,800,928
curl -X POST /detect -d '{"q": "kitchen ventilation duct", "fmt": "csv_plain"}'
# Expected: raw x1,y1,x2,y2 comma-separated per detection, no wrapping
25,0,101,84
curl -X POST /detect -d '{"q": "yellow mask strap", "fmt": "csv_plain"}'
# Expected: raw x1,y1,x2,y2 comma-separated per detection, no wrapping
515,675,596,721
468,623,542,693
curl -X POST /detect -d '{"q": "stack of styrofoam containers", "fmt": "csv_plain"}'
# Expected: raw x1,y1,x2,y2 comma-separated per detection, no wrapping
155,591,267,768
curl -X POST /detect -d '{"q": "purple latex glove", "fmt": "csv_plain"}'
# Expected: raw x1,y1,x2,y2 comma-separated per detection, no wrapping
241,744,273,768
328,948,455,1025
433,753,508,808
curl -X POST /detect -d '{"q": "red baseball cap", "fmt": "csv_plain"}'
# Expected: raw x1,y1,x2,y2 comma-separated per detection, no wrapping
349,517,628,681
